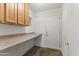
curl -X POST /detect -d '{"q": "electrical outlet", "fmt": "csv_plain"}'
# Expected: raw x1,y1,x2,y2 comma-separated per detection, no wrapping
65,41,70,47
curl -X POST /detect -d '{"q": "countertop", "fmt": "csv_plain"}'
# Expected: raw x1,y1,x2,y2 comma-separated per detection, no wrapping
0,32,41,51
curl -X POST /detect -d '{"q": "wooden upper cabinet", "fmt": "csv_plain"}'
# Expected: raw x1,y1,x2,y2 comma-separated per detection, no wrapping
6,3,17,24
0,3,5,23
0,3,30,26
24,3,30,26
17,3,25,25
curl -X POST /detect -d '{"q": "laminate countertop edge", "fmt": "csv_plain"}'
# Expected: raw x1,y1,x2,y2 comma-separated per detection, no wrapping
0,32,42,51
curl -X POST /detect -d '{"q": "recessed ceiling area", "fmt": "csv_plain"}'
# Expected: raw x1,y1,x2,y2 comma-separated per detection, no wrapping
30,3,62,13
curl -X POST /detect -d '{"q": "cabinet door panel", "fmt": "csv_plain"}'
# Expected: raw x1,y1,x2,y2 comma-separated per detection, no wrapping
6,3,17,24
18,3,24,25
24,3,30,26
0,3,5,23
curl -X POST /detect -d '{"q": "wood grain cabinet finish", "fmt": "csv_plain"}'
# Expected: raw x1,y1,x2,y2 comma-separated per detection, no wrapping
6,3,17,24
0,3,30,26
24,3,30,26
0,3,5,23
17,3,25,25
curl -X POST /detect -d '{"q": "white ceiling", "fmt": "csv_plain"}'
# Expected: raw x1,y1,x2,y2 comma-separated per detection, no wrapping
30,3,62,13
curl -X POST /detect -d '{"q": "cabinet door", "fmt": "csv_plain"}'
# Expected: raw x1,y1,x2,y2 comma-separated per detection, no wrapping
0,3,5,23
6,3,17,24
17,3,25,25
24,3,30,26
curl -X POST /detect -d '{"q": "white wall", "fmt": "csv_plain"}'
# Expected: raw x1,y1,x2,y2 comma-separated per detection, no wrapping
34,8,62,49
62,3,79,56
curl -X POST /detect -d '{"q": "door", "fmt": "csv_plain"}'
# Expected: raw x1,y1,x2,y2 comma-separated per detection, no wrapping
35,16,60,49
0,3,5,23
24,3,30,26
6,3,17,24
17,3,25,25
45,17,59,49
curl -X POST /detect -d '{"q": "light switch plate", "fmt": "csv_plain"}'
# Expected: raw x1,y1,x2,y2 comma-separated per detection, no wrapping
65,41,71,47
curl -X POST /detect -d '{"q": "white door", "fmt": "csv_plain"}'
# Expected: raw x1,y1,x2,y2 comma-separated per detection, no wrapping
44,16,60,49
35,15,61,50
34,8,62,50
